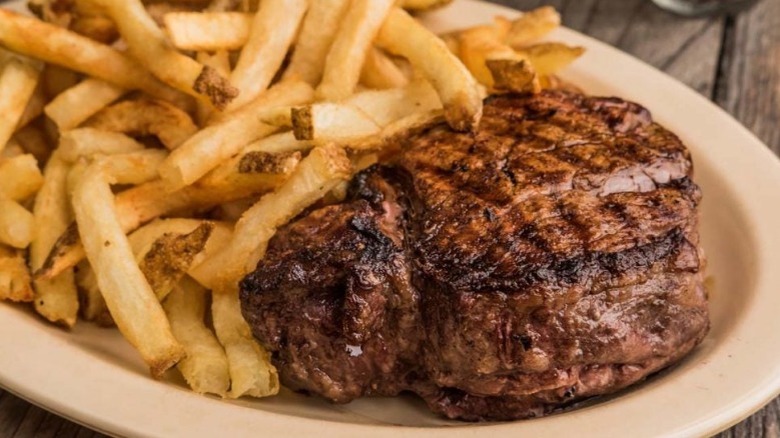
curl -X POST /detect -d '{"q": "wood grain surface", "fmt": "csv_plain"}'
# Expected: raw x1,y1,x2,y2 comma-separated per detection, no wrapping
1,0,779,436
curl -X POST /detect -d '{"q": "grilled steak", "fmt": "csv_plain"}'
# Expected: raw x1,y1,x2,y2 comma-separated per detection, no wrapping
240,91,708,421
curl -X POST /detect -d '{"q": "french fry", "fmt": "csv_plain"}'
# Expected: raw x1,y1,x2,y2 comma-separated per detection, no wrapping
87,0,238,109
342,109,445,154
458,23,520,88
164,12,251,51
0,197,34,249
195,51,231,126
211,285,278,398
198,149,301,191
164,277,230,396
16,80,46,129
0,154,44,201
291,104,380,141
91,149,169,186
227,0,308,110
69,162,184,377
160,79,314,190
360,47,409,90
42,65,81,101
193,144,351,289
0,245,34,303
30,151,79,327
0,9,180,102
45,78,128,130
58,128,145,163
377,7,483,132
345,79,441,127
283,0,350,85
85,99,198,150
70,14,119,44
401,0,454,11
0,55,43,153
130,221,214,300
37,170,290,281
505,6,561,48
317,0,395,102
236,131,310,155
486,58,541,94
515,43,585,77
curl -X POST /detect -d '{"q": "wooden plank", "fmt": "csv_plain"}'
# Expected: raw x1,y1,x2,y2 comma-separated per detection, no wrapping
714,0,780,154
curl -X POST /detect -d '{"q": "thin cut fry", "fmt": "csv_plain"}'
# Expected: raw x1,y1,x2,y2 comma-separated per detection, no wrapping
515,43,585,77
30,151,78,327
194,144,351,289
58,128,145,164
291,103,380,141
342,109,445,153
317,0,395,102
401,0,453,11
360,47,409,90
486,59,541,94
89,0,238,109
211,285,278,398
69,162,184,377
0,154,44,201
505,6,561,48
0,9,180,102
0,56,43,153
195,51,231,126
345,79,441,127
164,12,251,51
0,197,34,249
164,278,230,396
228,0,308,110
37,172,290,281
0,246,34,302
160,79,314,190
458,23,520,87
283,0,350,85
377,7,482,132
131,221,214,300
45,78,127,130
86,99,198,150
91,149,169,186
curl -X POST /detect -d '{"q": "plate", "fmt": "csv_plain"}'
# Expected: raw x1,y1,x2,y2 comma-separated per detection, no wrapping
2,1,780,436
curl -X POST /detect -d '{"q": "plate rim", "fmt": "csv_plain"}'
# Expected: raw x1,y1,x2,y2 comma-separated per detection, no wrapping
3,0,780,437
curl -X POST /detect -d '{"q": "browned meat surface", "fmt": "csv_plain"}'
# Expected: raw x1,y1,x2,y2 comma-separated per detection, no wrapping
240,91,708,421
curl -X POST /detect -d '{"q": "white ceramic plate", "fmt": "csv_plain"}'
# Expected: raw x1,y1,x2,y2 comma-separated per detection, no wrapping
2,1,780,436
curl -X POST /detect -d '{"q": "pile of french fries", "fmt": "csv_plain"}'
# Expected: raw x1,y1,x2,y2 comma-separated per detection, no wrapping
0,0,582,398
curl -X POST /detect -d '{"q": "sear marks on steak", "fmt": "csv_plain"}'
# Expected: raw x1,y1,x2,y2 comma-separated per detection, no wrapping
239,91,708,421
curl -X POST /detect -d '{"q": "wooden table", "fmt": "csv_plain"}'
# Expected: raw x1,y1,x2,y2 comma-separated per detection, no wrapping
2,0,779,436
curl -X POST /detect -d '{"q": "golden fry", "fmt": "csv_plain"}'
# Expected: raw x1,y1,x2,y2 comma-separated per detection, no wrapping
283,0,350,85
360,47,409,90
69,162,184,377
0,154,44,201
88,0,238,109
317,0,395,101
0,9,180,102
45,78,127,130
228,0,307,110
86,99,198,150
211,285,278,398
164,12,251,51
505,6,561,48
30,151,78,327
194,144,351,289
164,278,230,396
0,245,34,303
0,55,43,153
377,7,482,132
160,79,314,190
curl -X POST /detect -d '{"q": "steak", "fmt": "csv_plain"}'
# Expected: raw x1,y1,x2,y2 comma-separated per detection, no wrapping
239,91,708,421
